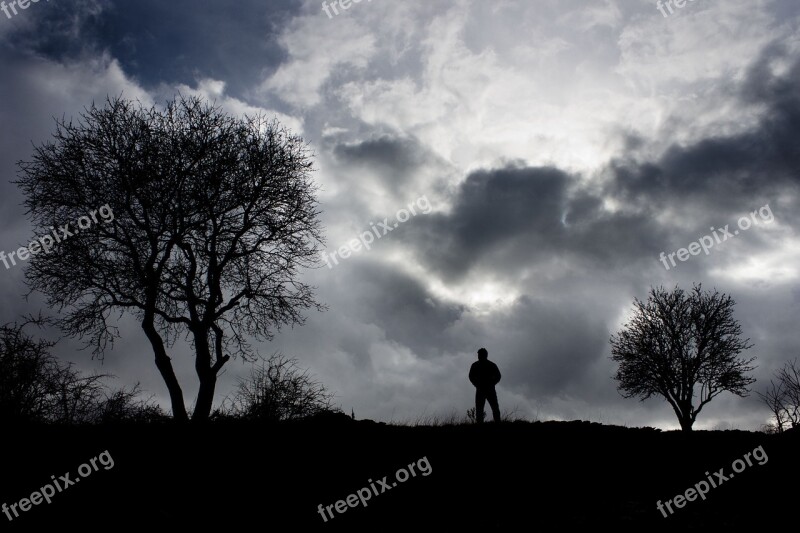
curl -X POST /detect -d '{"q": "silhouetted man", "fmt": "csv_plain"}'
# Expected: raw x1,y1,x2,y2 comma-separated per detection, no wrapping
469,347,501,423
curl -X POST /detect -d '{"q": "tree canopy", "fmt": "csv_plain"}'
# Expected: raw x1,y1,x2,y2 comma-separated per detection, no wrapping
610,285,755,431
17,96,324,422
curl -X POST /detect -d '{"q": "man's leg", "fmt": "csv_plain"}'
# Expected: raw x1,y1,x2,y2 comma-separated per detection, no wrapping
487,388,501,423
475,389,487,423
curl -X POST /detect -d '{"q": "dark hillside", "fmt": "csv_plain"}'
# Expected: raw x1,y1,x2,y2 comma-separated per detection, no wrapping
2,420,795,529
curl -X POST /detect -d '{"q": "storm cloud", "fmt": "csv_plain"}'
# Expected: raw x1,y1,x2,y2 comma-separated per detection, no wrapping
2,0,799,431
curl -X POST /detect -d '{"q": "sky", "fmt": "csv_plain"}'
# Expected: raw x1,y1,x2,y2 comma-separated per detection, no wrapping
1,0,799,430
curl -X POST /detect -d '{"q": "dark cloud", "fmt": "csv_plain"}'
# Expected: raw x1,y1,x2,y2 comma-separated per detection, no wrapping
401,164,669,280
342,260,465,359
404,166,571,278
480,295,609,397
1,0,798,430
3,0,301,96
332,135,440,194
610,44,800,216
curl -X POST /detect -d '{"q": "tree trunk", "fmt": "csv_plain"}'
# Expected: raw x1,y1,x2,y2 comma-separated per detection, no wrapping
676,398,695,432
190,327,223,423
142,315,188,422
193,372,217,423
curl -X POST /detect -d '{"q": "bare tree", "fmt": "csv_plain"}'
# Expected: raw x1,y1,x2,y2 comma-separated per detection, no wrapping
758,358,800,432
221,353,338,422
610,285,755,432
17,95,324,422
759,379,789,433
0,319,61,423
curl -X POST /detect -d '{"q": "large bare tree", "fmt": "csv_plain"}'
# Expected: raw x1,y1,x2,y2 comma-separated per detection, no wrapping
610,285,755,432
17,96,324,422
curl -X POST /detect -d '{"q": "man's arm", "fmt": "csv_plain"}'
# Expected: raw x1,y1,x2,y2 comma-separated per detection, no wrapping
493,363,501,385
469,364,477,386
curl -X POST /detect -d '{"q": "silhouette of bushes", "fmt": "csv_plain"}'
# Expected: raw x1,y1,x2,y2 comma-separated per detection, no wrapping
219,353,339,422
0,320,165,424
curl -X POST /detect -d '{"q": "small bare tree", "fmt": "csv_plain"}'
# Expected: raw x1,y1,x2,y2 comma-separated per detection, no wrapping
758,359,800,433
221,354,338,422
610,285,756,432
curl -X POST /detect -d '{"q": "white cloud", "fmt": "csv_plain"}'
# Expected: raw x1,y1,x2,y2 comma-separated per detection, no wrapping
261,9,377,107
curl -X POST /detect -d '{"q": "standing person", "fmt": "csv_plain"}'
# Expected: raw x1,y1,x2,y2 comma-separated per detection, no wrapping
469,347,501,423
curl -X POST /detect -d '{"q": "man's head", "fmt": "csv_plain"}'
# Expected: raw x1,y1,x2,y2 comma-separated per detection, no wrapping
477,347,488,360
